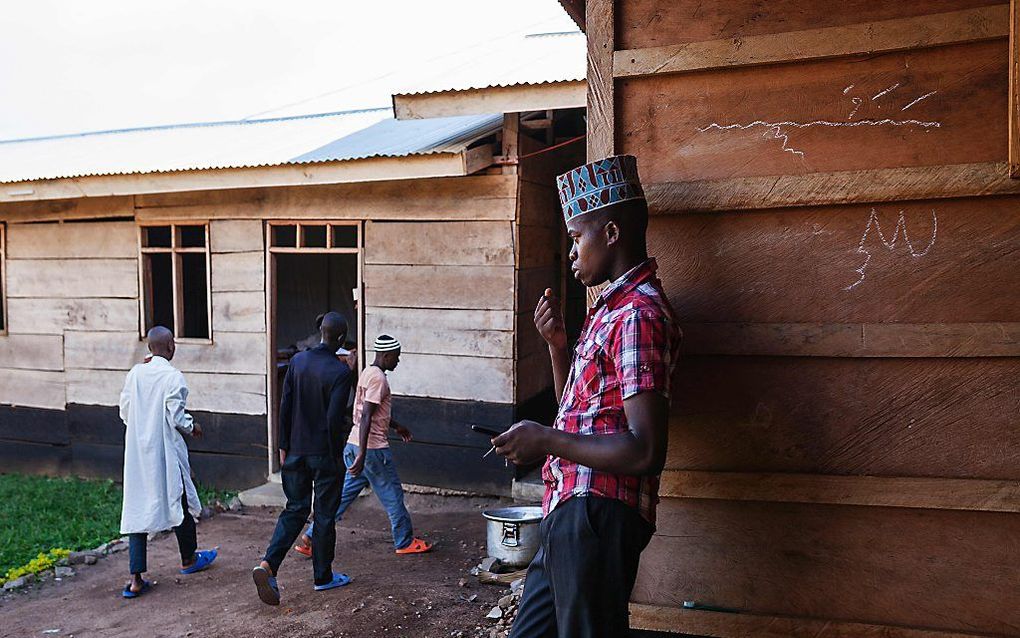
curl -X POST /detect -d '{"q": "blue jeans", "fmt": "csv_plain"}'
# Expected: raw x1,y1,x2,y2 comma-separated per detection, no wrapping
305,443,414,550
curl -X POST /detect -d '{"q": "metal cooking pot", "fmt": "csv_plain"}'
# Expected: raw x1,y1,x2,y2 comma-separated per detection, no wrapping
482,506,543,568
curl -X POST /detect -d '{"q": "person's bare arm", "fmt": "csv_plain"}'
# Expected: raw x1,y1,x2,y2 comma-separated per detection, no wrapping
492,391,668,475
348,401,377,476
535,289,570,403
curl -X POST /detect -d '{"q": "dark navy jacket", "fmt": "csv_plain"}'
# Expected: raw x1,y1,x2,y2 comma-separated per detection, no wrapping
278,344,354,459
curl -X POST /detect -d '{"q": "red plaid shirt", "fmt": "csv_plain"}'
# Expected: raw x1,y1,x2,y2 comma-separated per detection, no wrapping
542,259,681,526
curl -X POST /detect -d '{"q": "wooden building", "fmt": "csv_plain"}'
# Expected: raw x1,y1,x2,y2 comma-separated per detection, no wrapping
0,99,585,495
563,0,1020,636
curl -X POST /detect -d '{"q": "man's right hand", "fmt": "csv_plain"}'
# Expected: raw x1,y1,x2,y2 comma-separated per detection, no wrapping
348,453,365,477
534,288,567,350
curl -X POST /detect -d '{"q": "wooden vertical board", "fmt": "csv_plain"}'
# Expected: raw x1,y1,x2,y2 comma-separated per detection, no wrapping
0,334,63,371
6,221,137,258
1011,0,1020,176
666,356,1020,479
586,0,615,161
632,499,1020,635
617,41,1007,184
6,259,138,298
0,369,65,409
646,198,1020,323
209,219,264,253
5,298,139,334
616,0,1006,50
364,221,515,266
502,113,520,175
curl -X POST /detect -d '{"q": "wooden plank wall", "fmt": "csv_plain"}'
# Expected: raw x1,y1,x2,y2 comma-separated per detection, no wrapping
587,1,1020,636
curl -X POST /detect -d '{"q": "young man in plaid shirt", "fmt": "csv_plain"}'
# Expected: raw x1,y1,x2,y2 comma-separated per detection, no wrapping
493,155,681,638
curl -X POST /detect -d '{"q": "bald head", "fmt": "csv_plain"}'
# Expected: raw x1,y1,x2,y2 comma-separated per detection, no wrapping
147,326,176,361
319,311,348,349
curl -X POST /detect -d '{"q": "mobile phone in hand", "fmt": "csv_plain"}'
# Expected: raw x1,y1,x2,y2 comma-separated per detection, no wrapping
471,425,504,437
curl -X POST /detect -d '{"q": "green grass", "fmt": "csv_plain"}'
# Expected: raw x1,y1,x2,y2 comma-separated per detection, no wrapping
0,474,236,576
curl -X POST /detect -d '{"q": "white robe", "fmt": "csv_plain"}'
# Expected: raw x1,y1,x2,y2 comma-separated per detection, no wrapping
118,356,202,534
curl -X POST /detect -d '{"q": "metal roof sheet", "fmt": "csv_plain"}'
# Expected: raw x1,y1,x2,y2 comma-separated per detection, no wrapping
0,110,501,184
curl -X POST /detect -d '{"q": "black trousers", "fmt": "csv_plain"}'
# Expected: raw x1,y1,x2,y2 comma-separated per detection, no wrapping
262,454,342,586
128,489,197,574
509,496,654,638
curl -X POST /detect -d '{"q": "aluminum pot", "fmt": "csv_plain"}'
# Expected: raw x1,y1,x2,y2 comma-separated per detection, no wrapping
482,506,543,568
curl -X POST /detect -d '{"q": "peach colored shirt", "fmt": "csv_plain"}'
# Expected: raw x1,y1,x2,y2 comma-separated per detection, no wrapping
347,366,391,449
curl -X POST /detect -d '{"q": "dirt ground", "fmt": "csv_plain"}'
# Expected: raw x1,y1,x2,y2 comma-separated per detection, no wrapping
0,493,515,638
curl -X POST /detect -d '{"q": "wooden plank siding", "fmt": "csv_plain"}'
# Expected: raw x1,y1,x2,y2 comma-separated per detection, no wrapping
587,1,1020,636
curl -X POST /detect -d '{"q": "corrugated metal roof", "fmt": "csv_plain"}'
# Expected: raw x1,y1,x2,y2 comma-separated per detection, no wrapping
0,110,501,184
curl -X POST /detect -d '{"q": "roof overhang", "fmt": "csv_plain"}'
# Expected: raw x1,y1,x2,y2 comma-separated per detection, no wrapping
558,0,585,31
0,144,493,204
393,80,586,120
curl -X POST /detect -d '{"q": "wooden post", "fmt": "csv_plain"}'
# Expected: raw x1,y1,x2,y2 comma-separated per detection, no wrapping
586,0,615,305
1010,0,1020,177
502,113,519,175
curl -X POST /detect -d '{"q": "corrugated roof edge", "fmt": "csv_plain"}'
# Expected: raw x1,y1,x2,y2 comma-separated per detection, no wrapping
0,106,393,146
393,77,586,99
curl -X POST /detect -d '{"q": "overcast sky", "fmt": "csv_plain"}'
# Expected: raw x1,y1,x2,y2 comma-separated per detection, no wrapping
0,1,575,140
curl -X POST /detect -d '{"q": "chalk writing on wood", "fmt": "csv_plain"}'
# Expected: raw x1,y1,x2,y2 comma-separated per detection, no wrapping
844,208,938,291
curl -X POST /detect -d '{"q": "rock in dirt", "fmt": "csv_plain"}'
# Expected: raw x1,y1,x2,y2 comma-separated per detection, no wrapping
84,554,98,565
54,566,75,578
479,557,502,573
486,606,503,620
3,576,29,590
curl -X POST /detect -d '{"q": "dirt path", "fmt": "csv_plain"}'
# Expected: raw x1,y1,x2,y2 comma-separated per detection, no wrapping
0,494,511,638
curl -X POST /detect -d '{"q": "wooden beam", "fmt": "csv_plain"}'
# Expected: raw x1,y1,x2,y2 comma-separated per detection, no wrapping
0,153,475,204
614,5,1009,79
645,161,1020,213
679,322,1020,357
1010,0,1020,177
629,604,985,638
393,81,586,120
501,115,519,176
0,196,133,224
659,471,1020,513
586,0,614,161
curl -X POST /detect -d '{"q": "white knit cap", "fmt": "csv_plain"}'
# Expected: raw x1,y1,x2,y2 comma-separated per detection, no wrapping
374,335,401,352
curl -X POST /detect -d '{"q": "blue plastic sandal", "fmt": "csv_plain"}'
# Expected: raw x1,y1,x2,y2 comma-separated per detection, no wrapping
180,549,217,574
122,579,153,599
313,572,352,591
252,566,280,606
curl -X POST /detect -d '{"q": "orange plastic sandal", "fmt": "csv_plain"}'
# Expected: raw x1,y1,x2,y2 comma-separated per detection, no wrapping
293,543,312,558
395,538,432,555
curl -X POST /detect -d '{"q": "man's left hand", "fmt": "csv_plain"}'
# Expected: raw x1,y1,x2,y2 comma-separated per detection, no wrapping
191,422,203,438
394,424,413,443
493,421,549,465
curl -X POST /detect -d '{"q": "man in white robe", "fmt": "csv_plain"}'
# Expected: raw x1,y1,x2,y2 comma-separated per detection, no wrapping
118,326,217,598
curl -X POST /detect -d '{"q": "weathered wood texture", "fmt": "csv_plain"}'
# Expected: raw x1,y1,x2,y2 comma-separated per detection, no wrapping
134,175,517,222
6,259,138,298
365,221,515,266
0,369,65,409
617,41,1006,184
6,221,137,258
66,369,266,415
5,298,139,334
209,219,264,253
648,198,1020,325
615,5,1008,78
1012,0,1020,176
678,322,1020,357
0,196,133,224
586,0,615,160
667,356,1020,479
365,307,513,359
0,334,63,371
210,251,264,292
211,291,266,333
386,352,512,404
629,604,989,638
364,264,515,311
616,0,1005,51
632,499,1020,636
660,471,1020,513
64,330,265,375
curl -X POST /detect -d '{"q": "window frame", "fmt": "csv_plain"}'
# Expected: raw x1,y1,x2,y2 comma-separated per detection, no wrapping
137,222,213,343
